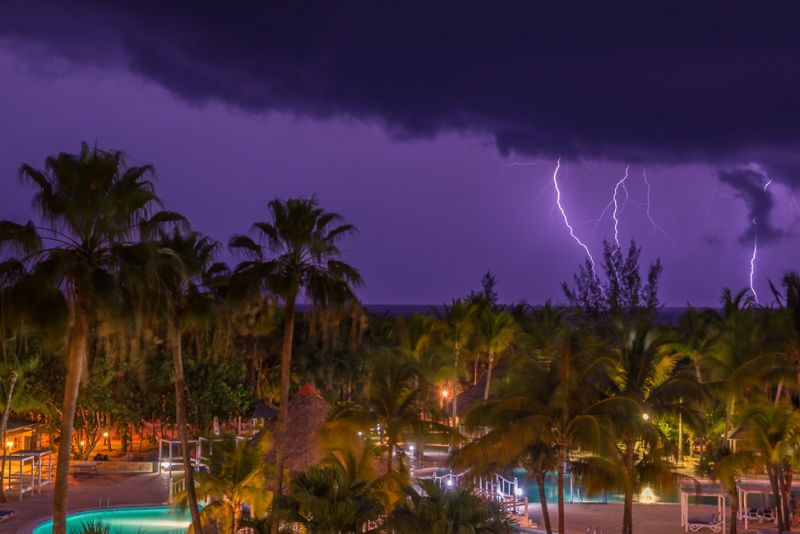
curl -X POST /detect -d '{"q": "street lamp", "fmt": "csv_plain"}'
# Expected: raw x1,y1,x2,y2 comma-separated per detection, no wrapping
642,412,650,421
103,431,111,451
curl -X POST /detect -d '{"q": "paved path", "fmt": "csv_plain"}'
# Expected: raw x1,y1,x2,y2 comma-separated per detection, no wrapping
0,472,168,533
524,501,778,534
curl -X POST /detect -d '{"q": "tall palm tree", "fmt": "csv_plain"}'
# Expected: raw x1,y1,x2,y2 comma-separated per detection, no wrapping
459,325,607,534
436,299,476,425
0,143,182,534
155,229,224,534
229,197,362,504
604,321,705,534
475,307,518,400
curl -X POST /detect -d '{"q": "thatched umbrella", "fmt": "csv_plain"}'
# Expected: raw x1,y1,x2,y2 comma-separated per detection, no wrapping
266,383,331,472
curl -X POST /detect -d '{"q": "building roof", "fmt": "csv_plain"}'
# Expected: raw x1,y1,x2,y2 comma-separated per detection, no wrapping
7,417,39,434
265,384,331,472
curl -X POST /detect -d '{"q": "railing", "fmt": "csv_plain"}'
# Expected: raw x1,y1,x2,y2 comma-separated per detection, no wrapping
169,476,185,497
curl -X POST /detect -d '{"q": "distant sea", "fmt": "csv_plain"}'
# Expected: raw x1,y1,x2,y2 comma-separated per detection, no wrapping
356,305,694,324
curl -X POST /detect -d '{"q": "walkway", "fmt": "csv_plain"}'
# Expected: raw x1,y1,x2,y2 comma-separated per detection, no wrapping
1,472,168,533
525,501,773,534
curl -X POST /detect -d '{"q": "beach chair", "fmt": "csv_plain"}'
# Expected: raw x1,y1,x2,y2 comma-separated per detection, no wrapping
0,510,17,522
760,508,776,523
688,512,723,532
747,508,761,523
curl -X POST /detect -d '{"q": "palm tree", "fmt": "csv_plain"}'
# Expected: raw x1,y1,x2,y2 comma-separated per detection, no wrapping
738,402,800,533
155,229,224,534
604,321,705,534
284,464,383,534
229,197,362,504
475,307,518,400
180,433,272,534
698,445,754,534
436,299,476,425
338,357,445,473
386,479,513,534
0,143,182,534
459,327,607,534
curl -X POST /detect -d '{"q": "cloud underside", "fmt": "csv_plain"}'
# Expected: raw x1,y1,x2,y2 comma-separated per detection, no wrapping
3,2,800,174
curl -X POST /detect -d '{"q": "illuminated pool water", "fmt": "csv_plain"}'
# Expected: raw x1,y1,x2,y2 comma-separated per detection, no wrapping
32,506,192,534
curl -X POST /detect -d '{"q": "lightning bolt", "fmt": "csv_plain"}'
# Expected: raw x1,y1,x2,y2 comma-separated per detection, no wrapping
749,218,759,304
642,168,672,239
749,177,772,304
552,158,596,269
611,165,630,248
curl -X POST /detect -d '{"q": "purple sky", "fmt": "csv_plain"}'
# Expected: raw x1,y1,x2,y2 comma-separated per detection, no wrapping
2,4,800,306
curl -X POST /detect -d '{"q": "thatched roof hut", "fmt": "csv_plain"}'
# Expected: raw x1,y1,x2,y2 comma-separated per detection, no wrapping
266,383,331,472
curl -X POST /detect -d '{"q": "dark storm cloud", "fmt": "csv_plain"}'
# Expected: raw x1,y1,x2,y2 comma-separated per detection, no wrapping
4,2,800,174
718,167,783,244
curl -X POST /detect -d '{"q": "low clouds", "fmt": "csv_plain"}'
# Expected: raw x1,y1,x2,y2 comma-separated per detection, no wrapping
2,2,799,242
2,2,800,170
718,166,783,244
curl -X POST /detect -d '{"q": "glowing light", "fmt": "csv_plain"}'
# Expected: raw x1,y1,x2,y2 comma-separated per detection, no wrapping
80,440,85,446
103,432,109,438
441,389,449,398
5,441,12,449
446,478,453,487
515,487,523,497
642,413,650,421
611,165,630,248
357,431,363,437
641,486,655,503
552,158,595,269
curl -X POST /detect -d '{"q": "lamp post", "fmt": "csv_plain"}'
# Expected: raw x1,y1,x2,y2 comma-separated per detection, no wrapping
103,431,111,452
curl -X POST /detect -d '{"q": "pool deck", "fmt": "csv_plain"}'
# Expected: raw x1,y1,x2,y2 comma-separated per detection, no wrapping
0,472,168,534
526,501,774,534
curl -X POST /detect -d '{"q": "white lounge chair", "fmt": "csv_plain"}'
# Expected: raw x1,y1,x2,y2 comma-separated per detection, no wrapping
0,510,16,522
688,512,723,532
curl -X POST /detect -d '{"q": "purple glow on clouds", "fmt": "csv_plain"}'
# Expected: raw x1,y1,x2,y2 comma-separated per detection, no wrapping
1,51,798,306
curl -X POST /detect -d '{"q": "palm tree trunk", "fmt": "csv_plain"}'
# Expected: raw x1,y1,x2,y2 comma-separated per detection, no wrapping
52,297,89,534
536,473,553,534
557,448,566,534
451,346,460,428
170,323,203,534
0,370,18,503
724,398,732,442
387,440,394,473
622,439,635,534
728,486,738,534
483,352,494,401
271,291,297,534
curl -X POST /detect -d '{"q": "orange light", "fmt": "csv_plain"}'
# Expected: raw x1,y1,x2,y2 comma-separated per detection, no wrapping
103,432,109,438
5,441,12,449
441,389,449,398
80,440,85,446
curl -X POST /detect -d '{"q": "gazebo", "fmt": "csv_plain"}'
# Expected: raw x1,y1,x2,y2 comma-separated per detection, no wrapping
679,479,726,533
737,477,800,530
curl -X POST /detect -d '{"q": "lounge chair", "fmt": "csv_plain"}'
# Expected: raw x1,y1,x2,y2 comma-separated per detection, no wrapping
0,510,17,522
760,508,776,522
688,512,723,532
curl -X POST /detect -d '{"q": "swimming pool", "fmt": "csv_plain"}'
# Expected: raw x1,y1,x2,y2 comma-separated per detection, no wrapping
32,505,192,534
